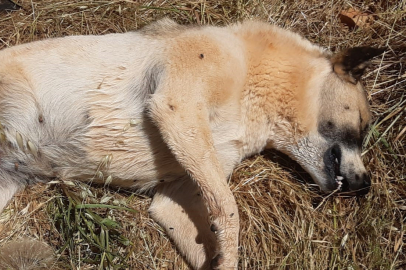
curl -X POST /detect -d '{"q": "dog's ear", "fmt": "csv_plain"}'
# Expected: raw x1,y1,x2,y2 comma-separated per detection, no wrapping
331,47,385,84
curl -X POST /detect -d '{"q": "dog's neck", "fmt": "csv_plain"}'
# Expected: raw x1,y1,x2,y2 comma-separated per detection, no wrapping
237,25,329,158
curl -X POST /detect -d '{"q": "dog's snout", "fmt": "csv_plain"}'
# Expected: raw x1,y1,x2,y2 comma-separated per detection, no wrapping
355,172,370,185
362,173,371,189
355,172,368,182
354,173,371,196
362,172,370,185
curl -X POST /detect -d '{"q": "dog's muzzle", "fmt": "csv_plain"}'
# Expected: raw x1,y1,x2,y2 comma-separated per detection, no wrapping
323,144,371,195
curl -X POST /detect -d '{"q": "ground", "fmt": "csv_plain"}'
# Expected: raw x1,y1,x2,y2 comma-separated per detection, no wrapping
0,0,404,269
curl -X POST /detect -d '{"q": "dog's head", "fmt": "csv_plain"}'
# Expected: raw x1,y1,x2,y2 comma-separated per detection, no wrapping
281,47,384,194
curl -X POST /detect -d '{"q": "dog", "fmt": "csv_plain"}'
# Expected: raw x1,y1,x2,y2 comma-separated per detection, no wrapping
0,18,383,269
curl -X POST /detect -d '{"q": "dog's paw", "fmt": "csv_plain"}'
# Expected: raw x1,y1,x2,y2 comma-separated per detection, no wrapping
210,253,223,269
210,253,237,270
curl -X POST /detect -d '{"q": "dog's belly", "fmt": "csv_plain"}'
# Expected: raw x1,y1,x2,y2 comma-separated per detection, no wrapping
0,33,187,190
82,116,185,190
0,78,185,191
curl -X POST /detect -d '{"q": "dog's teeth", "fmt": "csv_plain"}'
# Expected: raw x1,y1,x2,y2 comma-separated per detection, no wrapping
336,176,344,181
335,158,338,164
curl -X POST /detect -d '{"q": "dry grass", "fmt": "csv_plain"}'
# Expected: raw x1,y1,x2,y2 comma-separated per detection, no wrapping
0,0,404,269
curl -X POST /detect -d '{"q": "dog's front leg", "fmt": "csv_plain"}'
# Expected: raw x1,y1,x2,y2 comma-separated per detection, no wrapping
149,178,217,269
149,94,239,269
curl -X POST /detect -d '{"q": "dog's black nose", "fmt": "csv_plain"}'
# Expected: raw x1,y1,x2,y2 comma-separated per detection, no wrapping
356,173,371,196
362,172,370,185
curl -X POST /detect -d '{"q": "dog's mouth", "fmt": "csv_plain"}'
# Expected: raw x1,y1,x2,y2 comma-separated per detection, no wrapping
331,150,348,191
324,144,348,191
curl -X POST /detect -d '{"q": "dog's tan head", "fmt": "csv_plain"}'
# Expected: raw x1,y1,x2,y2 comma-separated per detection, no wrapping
283,47,384,194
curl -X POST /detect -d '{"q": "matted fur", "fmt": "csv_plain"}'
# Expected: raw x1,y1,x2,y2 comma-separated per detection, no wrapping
0,19,381,269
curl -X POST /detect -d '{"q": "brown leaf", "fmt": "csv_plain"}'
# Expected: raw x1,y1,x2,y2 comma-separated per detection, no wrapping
339,8,374,30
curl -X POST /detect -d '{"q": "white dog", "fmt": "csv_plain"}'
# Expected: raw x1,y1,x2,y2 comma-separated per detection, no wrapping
0,19,383,269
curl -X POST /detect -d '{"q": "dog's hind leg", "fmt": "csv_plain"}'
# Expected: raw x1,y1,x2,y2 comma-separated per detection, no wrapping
149,178,217,270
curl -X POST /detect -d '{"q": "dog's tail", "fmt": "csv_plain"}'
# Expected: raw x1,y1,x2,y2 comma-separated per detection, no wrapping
0,239,55,270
